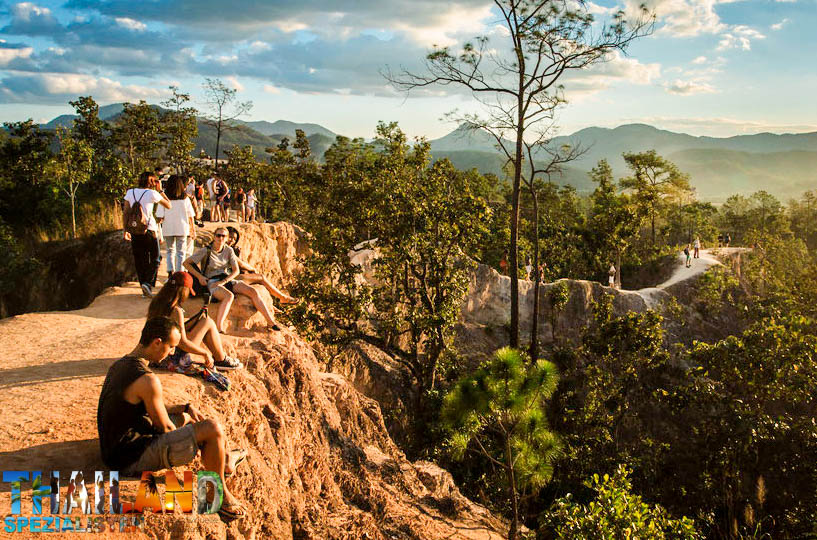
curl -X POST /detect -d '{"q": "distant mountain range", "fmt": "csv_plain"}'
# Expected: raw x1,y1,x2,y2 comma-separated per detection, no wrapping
37,106,817,200
428,123,817,200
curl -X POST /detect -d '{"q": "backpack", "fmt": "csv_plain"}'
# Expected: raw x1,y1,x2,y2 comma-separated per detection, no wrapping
125,189,149,235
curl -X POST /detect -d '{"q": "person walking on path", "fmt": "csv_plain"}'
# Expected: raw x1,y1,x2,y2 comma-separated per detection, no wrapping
205,175,217,221
499,250,509,276
608,263,617,288
717,233,723,248
684,244,692,268
693,237,701,259
156,175,196,276
234,188,246,223
245,189,256,222
524,257,533,280
125,172,172,298
725,233,731,247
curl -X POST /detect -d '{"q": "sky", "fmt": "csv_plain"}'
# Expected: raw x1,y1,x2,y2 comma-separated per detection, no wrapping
0,0,814,140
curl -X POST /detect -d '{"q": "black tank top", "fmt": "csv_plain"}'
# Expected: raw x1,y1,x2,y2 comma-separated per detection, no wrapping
97,356,156,470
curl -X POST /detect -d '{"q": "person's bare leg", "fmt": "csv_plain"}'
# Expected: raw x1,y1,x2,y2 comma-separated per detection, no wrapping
187,317,226,362
233,282,276,326
238,273,295,303
193,420,239,507
211,287,234,332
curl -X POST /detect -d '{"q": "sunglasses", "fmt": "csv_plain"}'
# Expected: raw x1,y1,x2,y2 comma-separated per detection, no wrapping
215,233,228,238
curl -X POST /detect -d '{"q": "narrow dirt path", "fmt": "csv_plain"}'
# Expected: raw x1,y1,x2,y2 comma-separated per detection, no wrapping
623,247,746,308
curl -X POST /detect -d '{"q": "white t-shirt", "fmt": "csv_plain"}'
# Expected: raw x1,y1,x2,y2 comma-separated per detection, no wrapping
206,177,216,199
246,193,256,209
185,181,195,197
156,198,195,237
124,188,163,233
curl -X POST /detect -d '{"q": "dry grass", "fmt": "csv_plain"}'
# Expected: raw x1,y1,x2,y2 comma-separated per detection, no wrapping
25,201,123,246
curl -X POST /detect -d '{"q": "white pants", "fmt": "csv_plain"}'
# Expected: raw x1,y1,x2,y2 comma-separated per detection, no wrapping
165,236,187,274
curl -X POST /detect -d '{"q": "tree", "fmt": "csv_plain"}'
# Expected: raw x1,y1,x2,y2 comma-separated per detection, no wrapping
586,160,641,287
442,347,561,540
161,86,198,174
201,78,252,169
49,127,93,238
0,120,54,229
620,150,691,250
545,465,699,539
69,96,108,153
112,101,162,177
387,0,653,348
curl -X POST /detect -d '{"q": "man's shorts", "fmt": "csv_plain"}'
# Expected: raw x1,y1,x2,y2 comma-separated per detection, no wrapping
125,421,197,474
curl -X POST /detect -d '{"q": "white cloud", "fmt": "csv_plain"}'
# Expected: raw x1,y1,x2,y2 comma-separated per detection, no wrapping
664,79,717,95
770,19,789,31
114,17,147,32
562,51,661,100
0,72,163,103
0,46,33,66
691,55,708,64
717,25,765,51
262,84,281,94
627,0,725,37
392,3,495,47
12,2,52,20
226,75,244,92
248,40,271,53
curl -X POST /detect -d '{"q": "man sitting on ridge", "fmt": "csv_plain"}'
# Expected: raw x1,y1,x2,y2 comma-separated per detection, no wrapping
96,317,246,521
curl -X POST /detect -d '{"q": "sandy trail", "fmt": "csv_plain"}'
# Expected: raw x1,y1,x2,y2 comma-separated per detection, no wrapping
619,247,746,308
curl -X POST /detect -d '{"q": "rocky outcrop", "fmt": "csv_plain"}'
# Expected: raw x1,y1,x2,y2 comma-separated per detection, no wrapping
0,230,133,318
0,223,504,540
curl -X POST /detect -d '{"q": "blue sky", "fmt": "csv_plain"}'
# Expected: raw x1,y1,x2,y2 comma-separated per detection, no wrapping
0,0,814,139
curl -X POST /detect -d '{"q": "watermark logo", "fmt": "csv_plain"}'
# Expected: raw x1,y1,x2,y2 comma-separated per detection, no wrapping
2,470,224,534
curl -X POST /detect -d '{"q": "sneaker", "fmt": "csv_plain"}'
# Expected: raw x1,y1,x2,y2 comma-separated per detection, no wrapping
215,356,242,370
141,283,153,298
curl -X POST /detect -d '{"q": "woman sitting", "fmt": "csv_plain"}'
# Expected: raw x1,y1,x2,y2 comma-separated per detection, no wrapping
147,271,242,370
226,227,298,305
184,226,281,333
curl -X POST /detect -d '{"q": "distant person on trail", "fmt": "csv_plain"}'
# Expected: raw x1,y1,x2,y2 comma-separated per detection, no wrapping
693,237,701,259
226,227,298,306
537,262,547,283
206,175,217,220
147,271,242,371
214,178,230,222
608,263,616,288
194,180,205,220
245,189,256,222
500,250,509,275
717,233,724,248
156,175,196,275
234,188,246,223
684,244,692,268
524,257,533,280
725,233,731,247
124,171,172,298
96,317,246,522
183,227,281,333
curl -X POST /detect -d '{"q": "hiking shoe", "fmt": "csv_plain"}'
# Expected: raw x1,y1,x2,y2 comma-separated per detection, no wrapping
215,356,242,370
141,283,153,298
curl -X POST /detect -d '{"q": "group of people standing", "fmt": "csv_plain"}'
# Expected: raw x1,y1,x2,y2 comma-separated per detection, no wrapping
499,250,548,282
205,174,256,223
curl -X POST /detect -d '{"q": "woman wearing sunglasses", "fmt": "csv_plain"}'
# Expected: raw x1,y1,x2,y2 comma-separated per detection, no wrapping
184,227,280,333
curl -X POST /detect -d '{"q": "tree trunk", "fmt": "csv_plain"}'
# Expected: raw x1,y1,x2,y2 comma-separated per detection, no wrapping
529,190,540,362
615,247,622,289
505,437,519,540
70,186,77,239
509,120,524,349
651,208,656,250
215,118,222,171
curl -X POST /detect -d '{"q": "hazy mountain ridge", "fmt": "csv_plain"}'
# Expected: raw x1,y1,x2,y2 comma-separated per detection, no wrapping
34,107,817,199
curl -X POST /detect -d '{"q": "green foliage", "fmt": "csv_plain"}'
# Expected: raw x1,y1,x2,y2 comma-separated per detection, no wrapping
620,150,693,250
696,265,740,312
161,86,198,174
112,100,162,177
48,127,94,238
443,347,561,538
545,465,699,539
